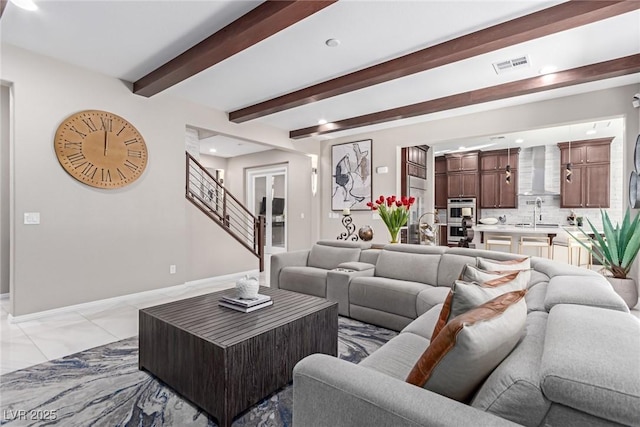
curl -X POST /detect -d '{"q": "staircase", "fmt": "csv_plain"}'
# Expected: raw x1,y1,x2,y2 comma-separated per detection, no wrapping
185,153,265,271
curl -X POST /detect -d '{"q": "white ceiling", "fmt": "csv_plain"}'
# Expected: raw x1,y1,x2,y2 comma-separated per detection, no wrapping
199,134,272,159
2,0,639,147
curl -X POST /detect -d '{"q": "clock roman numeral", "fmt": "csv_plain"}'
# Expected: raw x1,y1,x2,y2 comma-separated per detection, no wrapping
116,168,127,180
81,162,97,179
67,152,87,167
64,141,82,150
116,125,126,136
101,168,111,182
81,118,97,133
127,149,142,158
123,138,137,146
69,126,87,139
100,118,112,132
124,160,139,172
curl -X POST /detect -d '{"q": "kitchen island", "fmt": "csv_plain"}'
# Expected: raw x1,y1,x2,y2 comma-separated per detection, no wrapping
472,224,564,254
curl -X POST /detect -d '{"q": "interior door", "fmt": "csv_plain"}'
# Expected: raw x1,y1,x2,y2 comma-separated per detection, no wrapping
247,166,287,254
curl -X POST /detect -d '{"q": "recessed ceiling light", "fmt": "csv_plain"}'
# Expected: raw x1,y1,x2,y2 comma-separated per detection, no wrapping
539,65,558,75
318,119,328,125
515,138,524,143
10,0,38,11
458,146,466,150
209,148,217,153
325,38,340,47
586,129,597,135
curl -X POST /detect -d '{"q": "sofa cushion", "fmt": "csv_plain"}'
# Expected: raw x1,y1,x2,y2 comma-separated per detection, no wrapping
525,281,548,313
436,253,476,287
432,271,525,338
350,276,431,319
545,275,629,312
406,290,527,402
308,244,360,270
279,266,328,298
471,311,551,427
402,304,443,341
336,261,375,271
374,249,440,285
540,304,640,426
416,287,451,316
359,333,429,381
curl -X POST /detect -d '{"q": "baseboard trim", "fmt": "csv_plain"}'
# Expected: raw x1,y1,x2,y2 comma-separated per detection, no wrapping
0,293,8,300
7,269,260,324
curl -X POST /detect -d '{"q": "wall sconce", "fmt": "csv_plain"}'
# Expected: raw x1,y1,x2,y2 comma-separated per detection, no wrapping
311,167,318,196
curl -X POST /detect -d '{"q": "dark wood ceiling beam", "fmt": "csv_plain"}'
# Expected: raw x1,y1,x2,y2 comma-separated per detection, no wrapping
290,54,640,139
133,0,337,97
230,0,640,123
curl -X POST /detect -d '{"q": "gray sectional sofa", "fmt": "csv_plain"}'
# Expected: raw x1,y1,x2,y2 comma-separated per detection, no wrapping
271,241,640,427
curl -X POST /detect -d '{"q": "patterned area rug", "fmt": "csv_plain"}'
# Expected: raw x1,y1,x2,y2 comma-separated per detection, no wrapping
0,317,396,426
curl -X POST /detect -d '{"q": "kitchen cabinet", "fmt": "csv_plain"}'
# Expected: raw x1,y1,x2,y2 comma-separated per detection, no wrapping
435,173,447,208
447,173,477,198
402,146,427,179
479,149,519,208
435,156,447,209
446,152,478,172
435,156,447,174
558,138,611,208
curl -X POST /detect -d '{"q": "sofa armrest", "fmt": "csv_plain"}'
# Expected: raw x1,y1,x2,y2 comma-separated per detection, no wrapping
327,267,375,316
293,354,520,427
269,250,309,289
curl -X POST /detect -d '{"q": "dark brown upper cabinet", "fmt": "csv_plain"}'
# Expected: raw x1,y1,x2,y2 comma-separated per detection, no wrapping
479,149,519,209
558,138,612,208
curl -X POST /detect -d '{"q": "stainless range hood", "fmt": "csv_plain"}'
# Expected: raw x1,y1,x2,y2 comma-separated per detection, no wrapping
518,145,560,196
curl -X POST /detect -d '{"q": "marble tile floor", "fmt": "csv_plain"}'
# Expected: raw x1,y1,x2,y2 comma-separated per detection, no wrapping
0,267,270,376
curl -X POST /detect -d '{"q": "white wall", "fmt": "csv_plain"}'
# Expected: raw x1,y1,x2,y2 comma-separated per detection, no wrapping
0,84,10,294
320,85,640,251
1,45,292,316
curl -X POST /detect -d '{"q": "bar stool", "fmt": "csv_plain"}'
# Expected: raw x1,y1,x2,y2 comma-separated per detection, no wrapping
519,236,551,258
552,232,593,268
485,235,512,253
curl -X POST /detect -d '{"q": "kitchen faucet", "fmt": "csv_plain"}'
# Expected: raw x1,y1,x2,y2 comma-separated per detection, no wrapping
533,197,542,228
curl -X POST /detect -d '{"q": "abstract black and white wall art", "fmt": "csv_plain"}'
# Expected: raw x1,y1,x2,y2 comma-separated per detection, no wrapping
331,139,372,210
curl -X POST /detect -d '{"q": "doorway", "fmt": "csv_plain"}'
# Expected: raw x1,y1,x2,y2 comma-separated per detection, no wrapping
247,165,287,255
1,84,11,306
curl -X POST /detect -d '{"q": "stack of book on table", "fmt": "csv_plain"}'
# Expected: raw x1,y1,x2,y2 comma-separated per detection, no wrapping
218,293,273,313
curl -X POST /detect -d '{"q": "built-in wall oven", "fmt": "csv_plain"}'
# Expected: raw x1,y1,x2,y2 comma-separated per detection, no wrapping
447,198,476,244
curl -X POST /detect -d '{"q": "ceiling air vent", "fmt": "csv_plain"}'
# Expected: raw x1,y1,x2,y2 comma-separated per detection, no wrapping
492,55,530,74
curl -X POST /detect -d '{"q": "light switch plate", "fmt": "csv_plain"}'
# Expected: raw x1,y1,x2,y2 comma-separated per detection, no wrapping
24,212,40,225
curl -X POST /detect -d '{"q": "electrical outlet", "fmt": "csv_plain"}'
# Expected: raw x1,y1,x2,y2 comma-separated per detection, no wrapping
170,265,176,274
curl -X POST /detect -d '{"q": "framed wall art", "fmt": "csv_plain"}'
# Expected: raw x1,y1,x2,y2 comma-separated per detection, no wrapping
331,139,372,211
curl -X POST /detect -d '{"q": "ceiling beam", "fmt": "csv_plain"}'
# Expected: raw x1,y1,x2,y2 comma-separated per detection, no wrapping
230,0,640,123
290,54,640,139
133,0,337,97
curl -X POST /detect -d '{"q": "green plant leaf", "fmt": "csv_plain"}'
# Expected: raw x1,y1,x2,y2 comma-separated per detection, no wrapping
601,209,619,267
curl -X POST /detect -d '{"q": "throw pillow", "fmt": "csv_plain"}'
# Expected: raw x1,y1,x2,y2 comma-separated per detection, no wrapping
432,271,525,338
460,264,529,285
477,256,531,285
406,290,527,402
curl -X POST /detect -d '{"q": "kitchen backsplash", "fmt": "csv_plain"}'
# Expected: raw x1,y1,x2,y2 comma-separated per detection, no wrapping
479,139,623,229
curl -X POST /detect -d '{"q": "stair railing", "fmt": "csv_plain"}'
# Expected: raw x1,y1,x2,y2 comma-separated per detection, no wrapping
185,153,264,271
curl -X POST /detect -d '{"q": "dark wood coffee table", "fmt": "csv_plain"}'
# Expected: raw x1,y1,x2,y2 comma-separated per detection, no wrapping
139,286,338,427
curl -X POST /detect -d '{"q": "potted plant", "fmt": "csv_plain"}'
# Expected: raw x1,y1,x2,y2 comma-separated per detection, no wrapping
569,208,640,308
367,195,415,243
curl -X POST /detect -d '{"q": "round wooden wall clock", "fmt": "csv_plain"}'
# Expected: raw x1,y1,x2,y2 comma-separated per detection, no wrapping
54,110,148,189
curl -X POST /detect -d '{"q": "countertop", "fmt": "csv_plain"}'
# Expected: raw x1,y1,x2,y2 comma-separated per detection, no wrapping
472,224,564,234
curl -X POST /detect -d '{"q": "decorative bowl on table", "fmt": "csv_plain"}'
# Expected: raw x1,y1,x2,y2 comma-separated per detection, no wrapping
478,217,498,225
